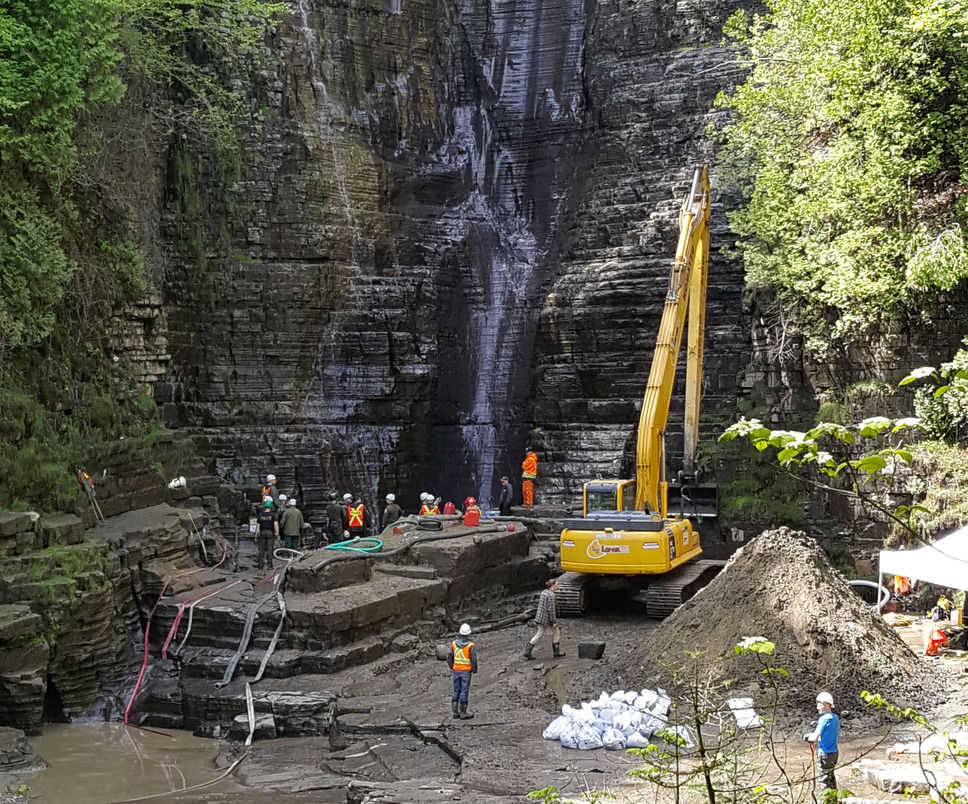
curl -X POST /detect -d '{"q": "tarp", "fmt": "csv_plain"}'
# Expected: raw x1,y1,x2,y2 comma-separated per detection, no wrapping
878,523,968,592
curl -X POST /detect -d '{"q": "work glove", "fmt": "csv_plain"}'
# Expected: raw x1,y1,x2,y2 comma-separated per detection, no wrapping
803,732,815,743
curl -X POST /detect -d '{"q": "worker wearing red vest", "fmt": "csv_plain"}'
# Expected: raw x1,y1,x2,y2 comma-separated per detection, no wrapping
448,623,478,719
347,495,369,539
521,447,538,508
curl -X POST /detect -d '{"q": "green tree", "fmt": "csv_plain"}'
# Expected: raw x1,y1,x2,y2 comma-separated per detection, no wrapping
0,0,125,353
717,0,968,354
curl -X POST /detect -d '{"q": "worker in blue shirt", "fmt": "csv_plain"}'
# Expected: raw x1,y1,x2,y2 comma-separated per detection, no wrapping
804,691,840,791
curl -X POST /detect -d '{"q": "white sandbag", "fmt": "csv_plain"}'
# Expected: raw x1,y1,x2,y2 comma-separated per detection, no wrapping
590,718,608,733
543,716,572,741
623,690,638,705
726,697,763,729
613,710,633,735
572,706,595,724
596,691,612,707
626,731,651,749
638,689,658,709
560,721,581,749
562,704,578,718
599,708,615,725
639,714,667,737
602,727,627,750
607,699,629,714
655,724,695,750
652,695,672,718
576,724,604,750
610,690,627,701
633,695,650,711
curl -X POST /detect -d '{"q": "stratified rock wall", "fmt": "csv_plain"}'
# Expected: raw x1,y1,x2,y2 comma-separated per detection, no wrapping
155,0,757,524
532,0,753,502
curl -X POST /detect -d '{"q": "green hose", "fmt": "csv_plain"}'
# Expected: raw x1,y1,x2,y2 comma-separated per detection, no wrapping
324,537,383,553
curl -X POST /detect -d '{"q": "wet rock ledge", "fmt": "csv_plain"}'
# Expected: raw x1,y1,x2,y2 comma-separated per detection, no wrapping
141,515,549,740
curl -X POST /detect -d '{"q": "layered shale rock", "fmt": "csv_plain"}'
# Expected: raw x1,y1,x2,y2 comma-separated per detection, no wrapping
154,0,757,524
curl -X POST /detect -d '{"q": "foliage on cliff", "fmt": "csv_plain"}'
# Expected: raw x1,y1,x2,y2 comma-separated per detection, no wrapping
0,0,283,510
718,0,968,354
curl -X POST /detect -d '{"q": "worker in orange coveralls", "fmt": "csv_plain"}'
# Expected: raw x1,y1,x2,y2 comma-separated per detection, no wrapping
521,446,538,509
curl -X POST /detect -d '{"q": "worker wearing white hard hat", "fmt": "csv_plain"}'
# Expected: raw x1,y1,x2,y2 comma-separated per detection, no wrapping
382,493,402,530
261,474,279,507
420,493,439,516
448,623,478,720
279,495,304,550
804,691,839,791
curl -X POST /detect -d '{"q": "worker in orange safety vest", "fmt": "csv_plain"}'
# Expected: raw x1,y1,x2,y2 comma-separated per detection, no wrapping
521,447,538,508
419,492,439,516
448,623,478,719
347,495,370,539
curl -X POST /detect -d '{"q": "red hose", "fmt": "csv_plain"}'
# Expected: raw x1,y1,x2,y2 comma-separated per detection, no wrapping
124,579,170,726
124,540,229,723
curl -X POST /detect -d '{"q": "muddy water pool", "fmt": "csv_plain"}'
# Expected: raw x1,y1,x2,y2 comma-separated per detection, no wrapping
22,723,336,803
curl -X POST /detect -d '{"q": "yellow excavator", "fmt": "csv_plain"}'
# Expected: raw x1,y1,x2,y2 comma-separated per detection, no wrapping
557,166,722,617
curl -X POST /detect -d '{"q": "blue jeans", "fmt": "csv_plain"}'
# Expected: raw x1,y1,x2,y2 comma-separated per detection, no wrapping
452,671,472,703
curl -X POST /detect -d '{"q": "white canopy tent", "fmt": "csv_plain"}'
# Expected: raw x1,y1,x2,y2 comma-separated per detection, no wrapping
878,523,968,611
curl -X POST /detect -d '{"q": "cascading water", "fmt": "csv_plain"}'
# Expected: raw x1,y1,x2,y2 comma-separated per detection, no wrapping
442,0,587,505
287,0,587,511
294,0,361,265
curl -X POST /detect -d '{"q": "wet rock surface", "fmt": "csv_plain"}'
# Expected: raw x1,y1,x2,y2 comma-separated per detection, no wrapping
154,0,763,524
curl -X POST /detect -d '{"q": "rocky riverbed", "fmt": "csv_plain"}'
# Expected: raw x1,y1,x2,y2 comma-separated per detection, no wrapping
3,515,967,802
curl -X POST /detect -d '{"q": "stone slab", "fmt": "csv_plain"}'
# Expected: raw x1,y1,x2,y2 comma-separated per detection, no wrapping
0,606,42,642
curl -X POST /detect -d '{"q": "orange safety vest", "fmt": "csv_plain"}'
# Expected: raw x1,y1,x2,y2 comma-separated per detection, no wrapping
348,504,364,528
420,503,439,515
451,640,474,671
522,452,538,479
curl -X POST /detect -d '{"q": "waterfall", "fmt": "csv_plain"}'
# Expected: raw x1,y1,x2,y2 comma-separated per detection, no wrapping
294,0,361,265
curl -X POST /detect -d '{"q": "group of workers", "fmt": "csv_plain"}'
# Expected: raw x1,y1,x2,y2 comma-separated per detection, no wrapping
254,445,540,559
254,473,307,569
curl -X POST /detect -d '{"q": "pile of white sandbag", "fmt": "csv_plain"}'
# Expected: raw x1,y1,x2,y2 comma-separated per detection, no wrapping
542,688,695,751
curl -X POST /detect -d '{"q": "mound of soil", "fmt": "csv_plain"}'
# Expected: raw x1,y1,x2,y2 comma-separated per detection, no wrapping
635,527,947,716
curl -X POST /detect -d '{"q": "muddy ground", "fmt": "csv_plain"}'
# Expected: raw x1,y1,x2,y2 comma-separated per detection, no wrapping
216,611,967,803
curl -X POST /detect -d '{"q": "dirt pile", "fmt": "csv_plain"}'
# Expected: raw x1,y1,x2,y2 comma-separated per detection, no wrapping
635,527,947,715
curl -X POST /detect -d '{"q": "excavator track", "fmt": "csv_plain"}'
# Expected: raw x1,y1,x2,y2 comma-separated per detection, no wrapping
555,571,587,617
642,559,725,619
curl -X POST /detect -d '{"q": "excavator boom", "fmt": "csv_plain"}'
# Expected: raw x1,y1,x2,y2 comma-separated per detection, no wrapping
557,167,719,618
634,167,711,513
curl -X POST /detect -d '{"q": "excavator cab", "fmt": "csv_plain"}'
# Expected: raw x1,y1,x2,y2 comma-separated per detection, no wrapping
583,480,638,516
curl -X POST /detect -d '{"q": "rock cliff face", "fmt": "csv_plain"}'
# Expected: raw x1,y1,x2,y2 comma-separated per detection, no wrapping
156,0,758,523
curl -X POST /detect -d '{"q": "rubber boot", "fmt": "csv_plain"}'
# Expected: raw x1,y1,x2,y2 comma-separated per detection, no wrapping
451,700,460,719
523,640,535,660
553,642,566,658
459,701,474,720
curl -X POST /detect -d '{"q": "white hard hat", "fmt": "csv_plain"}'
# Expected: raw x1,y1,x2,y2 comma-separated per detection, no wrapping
386,493,395,502
279,493,287,502
459,623,472,636
420,492,429,501
343,493,352,501
266,474,276,483
287,498,296,506
816,691,834,706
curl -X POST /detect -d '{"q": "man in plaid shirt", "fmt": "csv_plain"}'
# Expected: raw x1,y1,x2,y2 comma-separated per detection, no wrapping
524,578,566,659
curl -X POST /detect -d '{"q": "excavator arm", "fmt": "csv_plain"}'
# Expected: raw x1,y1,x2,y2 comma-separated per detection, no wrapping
634,167,711,514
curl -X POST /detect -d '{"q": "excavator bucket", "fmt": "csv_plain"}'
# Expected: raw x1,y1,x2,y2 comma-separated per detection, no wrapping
666,481,717,522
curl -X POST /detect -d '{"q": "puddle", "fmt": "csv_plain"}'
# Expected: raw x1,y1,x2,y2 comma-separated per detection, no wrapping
21,723,333,803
